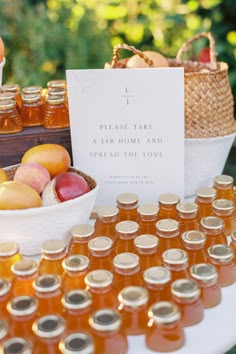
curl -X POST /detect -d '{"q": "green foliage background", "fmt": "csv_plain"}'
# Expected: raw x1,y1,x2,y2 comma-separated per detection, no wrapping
0,0,236,107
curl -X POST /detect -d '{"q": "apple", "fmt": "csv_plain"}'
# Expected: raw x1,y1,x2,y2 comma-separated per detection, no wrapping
42,172,91,206
197,47,210,63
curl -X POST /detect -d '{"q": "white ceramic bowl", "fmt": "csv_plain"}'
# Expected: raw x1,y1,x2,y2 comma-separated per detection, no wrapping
1,165,99,256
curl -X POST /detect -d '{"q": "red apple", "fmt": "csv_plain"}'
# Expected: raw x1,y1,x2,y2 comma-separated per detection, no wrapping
197,47,210,63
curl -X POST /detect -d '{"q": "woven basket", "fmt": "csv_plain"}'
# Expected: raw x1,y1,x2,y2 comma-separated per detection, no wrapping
0,165,99,256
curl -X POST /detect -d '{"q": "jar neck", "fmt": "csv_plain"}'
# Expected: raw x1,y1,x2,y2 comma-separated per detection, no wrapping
72,236,93,244
65,269,88,277
136,247,157,255
115,265,140,275
42,250,66,260
164,262,188,271
121,303,147,312
64,306,91,316
99,216,119,223
178,212,198,220
182,243,205,251
90,249,113,257
196,196,215,204
36,288,61,297
11,312,36,321
172,294,199,304
201,227,223,235
88,284,112,294
213,210,234,217
117,233,138,240
139,215,157,222
156,231,179,239
159,204,176,211
145,282,169,291
15,271,38,280
209,258,233,266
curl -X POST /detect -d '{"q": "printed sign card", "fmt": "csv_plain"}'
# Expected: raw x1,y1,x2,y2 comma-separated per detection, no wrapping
66,68,184,205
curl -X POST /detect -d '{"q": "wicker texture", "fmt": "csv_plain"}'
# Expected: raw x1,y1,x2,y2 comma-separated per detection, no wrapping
106,32,236,139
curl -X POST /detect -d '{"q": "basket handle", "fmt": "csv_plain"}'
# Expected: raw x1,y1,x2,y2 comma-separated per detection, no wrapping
110,43,154,68
176,32,217,70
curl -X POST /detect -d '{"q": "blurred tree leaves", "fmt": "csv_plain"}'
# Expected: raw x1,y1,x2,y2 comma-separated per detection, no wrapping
0,0,235,109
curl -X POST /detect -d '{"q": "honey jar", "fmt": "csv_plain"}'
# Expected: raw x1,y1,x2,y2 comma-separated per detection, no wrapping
0,99,23,134
62,255,89,292
94,205,120,241
157,193,180,220
213,175,234,201
194,187,216,219
116,193,139,221
136,204,159,235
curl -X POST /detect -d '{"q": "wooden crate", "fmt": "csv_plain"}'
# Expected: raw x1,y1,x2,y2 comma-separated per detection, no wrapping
0,126,72,167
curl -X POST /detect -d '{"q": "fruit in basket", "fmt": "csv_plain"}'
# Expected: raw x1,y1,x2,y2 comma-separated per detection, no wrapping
13,162,51,194
0,181,42,210
0,37,5,62
21,143,71,178
0,167,7,183
126,50,169,68
42,171,91,206
197,47,210,63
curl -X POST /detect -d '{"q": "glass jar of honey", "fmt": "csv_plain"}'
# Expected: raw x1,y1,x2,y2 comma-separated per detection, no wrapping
88,237,114,271
61,289,92,334
0,241,22,280
38,239,67,275
0,91,20,111
213,175,234,200
62,255,89,292
0,99,23,134
146,301,185,352
229,230,236,263
11,258,38,297
143,266,172,306
171,278,204,326
212,199,236,236
200,216,227,248
33,274,62,316
194,187,216,219
32,315,66,354
118,286,149,335
157,193,180,220
44,95,69,129
176,202,200,234
155,219,183,254
85,269,119,310
134,234,161,271
89,309,128,354
115,220,139,254
136,204,159,235
190,263,221,308
162,248,190,281
94,205,120,242
1,83,22,108
113,252,143,292
21,94,44,127
207,244,236,287
7,295,38,342
59,333,94,354
0,278,11,321
68,224,95,256
181,230,208,267
116,193,139,221
3,337,33,354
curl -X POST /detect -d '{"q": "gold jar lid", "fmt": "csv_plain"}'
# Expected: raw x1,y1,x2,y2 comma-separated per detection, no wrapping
0,278,10,296
190,263,218,283
46,95,65,105
200,216,224,231
22,85,42,95
148,301,180,324
0,320,8,341
155,219,179,234
7,296,38,316
113,252,139,269
88,237,113,252
62,289,92,310
1,83,20,93
118,286,149,307
11,258,38,276
0,241,19,257
157,193,180,205
47,79,67,89
59,333,94,354
22,93,41,103
162,248,188,265
33,315,65,338
89,309,121,332
97,205,119,219
137,204,159,217
41,239,66,255
116,193,139,209
195,187,216,199
115,220,139,236
171,278,200,300
0,92,16,100
176,201,198,215
62,255,89,272
33,274,61,292
213,175,234,187
207,244,233,262
3,337,32,354
143,266,171,285
212,199,234,213
0,98,16,110
134,234,158,249
48,87,66,97
181,231,206,249
85,269,113,288
70,224,94,239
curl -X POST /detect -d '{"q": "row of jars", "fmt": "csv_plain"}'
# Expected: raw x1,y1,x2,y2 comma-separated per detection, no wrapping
0,80,69,134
